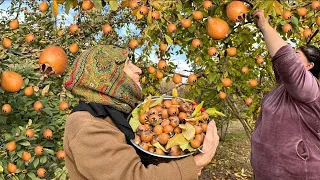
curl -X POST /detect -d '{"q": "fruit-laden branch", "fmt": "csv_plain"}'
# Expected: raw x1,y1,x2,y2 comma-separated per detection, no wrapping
291,2,312,10
307,29,319,45
15,0,22,19
235,86,245,97
163,83,186,94
225,96,253,138
242,0,254,8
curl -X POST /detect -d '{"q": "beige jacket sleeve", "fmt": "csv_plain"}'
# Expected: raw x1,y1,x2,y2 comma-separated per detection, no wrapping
64,112,198,180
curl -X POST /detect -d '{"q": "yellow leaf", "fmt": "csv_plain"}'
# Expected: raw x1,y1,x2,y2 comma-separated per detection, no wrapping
121,0,130,8
52,0,59,18
140,95,152,114
172,88,178,97
41,85,50,97
165,34,173,45
166,133,188,150
150,95,165,107
131,9,138,16
185,115,204,122
181,122,195,141
136,10,143,20
152,142,168,152
57,0,64,4
72,0,78,8
147,11,153,25
273,1,283,15
191,101,203,117
26,119,33,129
109,0,118,11
150,1,161,10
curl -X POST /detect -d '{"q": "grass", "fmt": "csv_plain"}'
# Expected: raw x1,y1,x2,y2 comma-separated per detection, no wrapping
199,120,253,180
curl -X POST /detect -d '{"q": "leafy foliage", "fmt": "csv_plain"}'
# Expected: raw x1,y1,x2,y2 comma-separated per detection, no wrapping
0,0,319,178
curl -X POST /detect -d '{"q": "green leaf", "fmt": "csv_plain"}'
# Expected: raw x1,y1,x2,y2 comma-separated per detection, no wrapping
40,156,47,164
291,16,299,29
206,108,225,117
108,0,118,11
152,142,167,152
11,176,19,180
20,141,31,146
165,34,173,45
129,106,142,132
179,142,196,152
176,0,182,11
33,157,39,168
43,108,53,117
0,115,6,124
23,78,29,86
94,0,103,10
181,122,195,141
129,117,142,132
65,0,71,14
166,133,188,150
18,174,26,180
43,148,55,155
191,101,204,117
27,172,37,179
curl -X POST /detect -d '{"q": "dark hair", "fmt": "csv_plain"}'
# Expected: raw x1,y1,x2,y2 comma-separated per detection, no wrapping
299,45,320,79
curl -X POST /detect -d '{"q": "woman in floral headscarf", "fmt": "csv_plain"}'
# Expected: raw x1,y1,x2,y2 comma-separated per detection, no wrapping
63,45,220,180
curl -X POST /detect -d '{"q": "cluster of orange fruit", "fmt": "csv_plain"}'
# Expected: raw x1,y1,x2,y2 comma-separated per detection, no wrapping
147,59,198,85
5,130,66,178
1,70,69,115
133,97,208,156
128,1,249,85
218,56,263,104
1,1,48,49
282,1,320,36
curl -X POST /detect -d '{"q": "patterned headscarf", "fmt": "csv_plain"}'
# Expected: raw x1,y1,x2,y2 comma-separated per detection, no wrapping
64,45,143,114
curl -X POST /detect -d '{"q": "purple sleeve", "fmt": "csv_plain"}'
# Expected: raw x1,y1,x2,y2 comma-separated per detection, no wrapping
272,45,320,103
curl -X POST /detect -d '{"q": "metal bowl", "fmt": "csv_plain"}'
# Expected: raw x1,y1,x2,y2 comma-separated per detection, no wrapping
127,96,201,165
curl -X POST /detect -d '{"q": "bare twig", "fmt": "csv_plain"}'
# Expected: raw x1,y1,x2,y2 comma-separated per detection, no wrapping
307,29,319,45
291,2,312,11
15,0,22,19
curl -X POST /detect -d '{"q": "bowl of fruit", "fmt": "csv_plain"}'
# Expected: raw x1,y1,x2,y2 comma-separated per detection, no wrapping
128,95,218,165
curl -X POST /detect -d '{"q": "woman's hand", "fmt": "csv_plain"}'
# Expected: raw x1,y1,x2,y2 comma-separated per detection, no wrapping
193,120,219,175
253,10,271,32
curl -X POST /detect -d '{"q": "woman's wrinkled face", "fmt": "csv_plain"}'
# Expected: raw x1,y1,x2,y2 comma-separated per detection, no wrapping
123,58,142,89
296,49,314,70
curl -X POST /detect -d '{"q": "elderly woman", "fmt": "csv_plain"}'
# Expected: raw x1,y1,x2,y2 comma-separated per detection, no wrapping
251,11,320,179
62,45,220,180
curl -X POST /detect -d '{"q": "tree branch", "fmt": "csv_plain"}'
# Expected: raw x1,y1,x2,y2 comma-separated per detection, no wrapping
291,2,312,11
242,0,254,8
307,29,319,45
225,96,253,138
15,0,22,19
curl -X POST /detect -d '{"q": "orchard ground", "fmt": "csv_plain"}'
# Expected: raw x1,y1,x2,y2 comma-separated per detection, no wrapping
200,120,252,180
